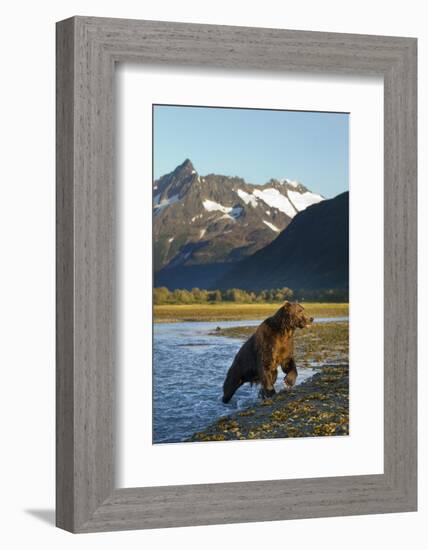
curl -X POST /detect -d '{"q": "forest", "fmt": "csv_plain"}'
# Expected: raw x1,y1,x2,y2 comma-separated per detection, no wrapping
153,286,348,305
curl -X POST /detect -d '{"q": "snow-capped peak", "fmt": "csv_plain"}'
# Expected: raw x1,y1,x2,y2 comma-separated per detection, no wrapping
153,160,332,278
280,178,300,188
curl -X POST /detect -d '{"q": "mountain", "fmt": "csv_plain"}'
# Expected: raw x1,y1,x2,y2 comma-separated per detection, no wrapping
217,192,349,291
153,159,324,289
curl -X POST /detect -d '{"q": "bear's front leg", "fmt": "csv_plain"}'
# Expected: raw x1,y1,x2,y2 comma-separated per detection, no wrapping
282,358,298,389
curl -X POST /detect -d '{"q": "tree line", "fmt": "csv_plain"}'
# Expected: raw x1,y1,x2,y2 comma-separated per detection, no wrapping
153,286,348,305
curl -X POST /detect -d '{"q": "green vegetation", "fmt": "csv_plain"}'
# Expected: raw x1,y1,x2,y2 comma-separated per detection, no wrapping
154,286,294,305
154,302,349,323
154,286,348,305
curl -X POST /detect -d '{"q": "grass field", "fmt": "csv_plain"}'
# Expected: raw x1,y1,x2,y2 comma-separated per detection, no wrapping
154,302,348,323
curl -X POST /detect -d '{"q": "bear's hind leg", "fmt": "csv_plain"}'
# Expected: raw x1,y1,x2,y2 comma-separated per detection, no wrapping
222,368,244,403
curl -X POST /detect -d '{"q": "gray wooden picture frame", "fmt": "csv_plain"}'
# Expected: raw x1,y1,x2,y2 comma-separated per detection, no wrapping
56,16,417,533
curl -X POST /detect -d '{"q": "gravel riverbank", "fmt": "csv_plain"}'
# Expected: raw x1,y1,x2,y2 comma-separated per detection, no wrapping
189,364,349,441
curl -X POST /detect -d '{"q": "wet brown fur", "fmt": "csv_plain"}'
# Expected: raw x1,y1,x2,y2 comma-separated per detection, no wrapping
222,302,313,403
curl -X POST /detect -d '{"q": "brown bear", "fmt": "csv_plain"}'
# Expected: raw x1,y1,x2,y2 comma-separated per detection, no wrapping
222,302,313,403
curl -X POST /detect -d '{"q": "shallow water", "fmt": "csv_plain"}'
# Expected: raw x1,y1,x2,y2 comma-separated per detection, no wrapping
153,317,348,443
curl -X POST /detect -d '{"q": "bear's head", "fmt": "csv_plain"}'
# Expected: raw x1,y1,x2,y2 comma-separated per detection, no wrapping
266,301,313,333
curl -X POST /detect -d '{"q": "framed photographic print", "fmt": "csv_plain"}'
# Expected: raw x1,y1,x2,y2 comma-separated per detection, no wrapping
56,17,417,532
150,104,349,446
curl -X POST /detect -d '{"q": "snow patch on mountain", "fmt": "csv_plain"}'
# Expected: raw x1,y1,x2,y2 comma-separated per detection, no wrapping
217,207,244,222
203,200,243,219
253,188,296,218
235,182,324,217
263,220,280,232
288,190,324,211
203,199,231,213
154,193,181,213
236,189,258,207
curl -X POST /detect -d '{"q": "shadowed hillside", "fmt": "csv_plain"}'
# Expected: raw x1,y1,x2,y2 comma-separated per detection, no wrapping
216,192,349,291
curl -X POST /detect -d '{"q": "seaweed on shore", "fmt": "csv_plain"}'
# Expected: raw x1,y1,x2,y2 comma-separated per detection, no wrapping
189,364,349,442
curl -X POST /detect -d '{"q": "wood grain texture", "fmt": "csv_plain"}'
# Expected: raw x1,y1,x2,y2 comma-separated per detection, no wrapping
56,18,75,531
56,16,417,533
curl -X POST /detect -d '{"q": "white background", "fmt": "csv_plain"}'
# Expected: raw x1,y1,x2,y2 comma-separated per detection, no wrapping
0,1,425,549
118,67,384,487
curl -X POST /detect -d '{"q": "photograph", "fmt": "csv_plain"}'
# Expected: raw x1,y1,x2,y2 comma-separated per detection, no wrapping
152,104,349,444
0,0,419,543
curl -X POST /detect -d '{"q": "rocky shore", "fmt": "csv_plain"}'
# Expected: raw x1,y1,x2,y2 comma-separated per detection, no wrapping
189,364,349,441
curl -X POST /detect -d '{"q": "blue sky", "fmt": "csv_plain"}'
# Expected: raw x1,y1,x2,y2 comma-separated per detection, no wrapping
153,105,348,198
